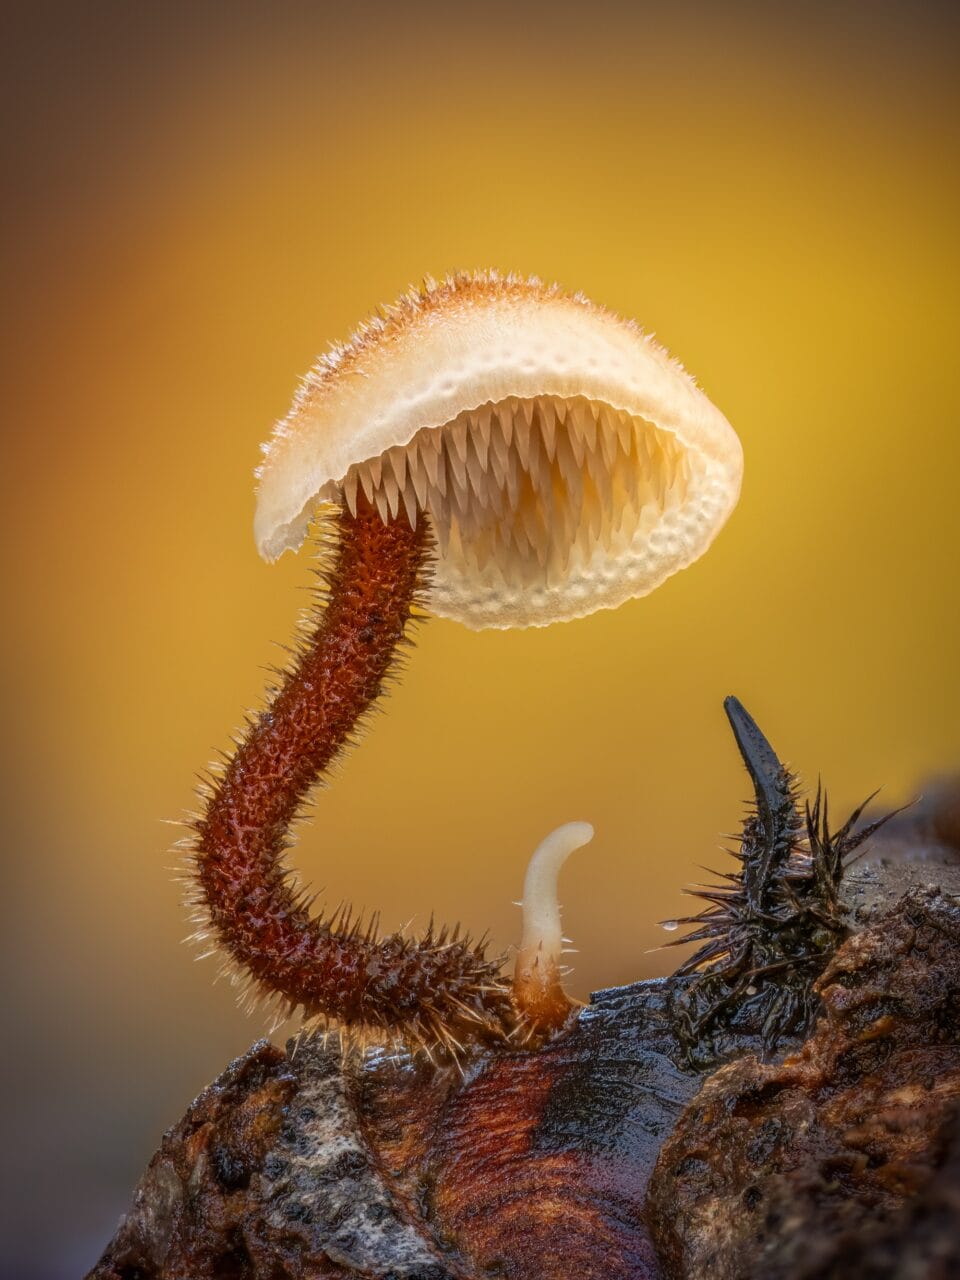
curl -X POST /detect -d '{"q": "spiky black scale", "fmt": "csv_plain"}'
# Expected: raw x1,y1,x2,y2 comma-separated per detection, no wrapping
670,697,896,1064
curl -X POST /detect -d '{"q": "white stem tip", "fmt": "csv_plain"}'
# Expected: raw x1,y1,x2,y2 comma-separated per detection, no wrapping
516,821,594,993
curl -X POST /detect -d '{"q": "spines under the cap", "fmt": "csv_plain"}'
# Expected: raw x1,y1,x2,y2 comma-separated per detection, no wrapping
255,272,742,628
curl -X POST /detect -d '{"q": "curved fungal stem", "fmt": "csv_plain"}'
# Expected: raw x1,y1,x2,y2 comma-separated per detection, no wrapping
189,493,512,1053
513,821,594,1035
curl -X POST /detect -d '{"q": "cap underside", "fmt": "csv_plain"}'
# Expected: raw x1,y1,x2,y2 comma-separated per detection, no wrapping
321,393,731,627
255,277,742,628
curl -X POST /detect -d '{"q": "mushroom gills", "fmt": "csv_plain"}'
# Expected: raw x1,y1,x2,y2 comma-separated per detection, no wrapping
339,395,694,587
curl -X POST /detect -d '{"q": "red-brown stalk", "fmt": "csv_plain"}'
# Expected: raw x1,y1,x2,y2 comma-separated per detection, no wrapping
189,494,512,1054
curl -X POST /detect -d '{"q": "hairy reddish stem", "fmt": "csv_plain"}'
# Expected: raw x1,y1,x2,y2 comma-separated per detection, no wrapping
192,495,512,1050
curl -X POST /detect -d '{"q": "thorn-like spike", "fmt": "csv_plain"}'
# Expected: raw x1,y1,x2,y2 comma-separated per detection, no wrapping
724,696,786,834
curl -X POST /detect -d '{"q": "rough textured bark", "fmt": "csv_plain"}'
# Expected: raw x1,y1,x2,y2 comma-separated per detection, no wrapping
94,700,960,1280
91,880,960,1280
648,889,960,1279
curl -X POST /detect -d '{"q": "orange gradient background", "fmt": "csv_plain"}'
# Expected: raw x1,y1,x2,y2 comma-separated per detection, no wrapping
3,4,959,1275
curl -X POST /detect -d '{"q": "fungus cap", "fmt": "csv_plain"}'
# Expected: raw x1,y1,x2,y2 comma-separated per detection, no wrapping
256,272,743,629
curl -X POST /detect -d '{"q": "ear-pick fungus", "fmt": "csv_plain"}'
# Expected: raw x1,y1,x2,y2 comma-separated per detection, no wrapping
188,272,743,1052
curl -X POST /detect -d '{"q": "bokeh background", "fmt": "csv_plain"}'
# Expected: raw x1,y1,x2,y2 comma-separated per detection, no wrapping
2,2,959,1274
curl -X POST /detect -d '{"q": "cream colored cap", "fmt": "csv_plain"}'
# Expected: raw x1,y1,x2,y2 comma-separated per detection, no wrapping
255,272,742,629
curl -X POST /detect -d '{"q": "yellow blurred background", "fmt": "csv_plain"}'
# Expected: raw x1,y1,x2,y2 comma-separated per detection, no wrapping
2,2,959,1274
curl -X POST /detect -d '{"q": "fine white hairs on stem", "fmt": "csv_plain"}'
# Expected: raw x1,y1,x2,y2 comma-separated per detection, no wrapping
513,821,594,1035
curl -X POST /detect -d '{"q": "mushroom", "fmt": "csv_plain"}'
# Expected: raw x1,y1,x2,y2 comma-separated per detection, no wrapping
257,272,741,628
189,271,742,1053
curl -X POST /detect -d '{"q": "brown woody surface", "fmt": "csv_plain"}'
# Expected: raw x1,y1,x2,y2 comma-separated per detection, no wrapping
91,880,959,1280
649,889,960,1279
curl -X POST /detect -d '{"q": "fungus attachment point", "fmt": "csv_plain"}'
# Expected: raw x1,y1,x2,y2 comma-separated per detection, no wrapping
190,272,742,1057
514,821,595,1036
